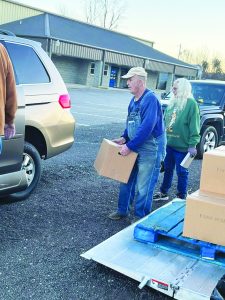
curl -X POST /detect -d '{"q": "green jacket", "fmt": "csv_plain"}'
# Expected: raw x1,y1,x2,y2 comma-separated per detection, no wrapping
164,98,200,152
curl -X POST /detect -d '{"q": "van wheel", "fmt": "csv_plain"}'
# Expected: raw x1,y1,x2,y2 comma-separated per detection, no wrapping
9,142,42,201
197,125,218,159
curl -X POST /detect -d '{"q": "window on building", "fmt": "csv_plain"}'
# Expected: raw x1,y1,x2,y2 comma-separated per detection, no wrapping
4,42,50,84
90,62,95,75
104,64,109,76
157,72,169,90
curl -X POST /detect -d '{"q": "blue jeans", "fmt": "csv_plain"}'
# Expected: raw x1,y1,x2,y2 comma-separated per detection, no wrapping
160,146,189,198
117,133,166,218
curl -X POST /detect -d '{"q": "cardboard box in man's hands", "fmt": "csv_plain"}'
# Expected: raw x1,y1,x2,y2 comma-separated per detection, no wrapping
94,139,137,183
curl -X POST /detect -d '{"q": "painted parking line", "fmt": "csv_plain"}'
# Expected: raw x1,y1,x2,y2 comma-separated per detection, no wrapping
75,112,125,121
74,106,118,112
76,123,90,127
79,101,128,109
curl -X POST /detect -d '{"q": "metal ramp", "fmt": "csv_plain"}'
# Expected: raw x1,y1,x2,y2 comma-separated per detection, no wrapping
81,201,225,299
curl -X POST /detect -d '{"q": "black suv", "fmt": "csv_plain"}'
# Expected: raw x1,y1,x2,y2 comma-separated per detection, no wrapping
161,80,225,158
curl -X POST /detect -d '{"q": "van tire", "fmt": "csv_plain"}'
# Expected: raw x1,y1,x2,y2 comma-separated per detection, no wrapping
9,142,42,201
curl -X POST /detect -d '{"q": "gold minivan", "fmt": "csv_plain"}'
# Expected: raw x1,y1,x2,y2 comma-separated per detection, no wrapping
0,31,75,200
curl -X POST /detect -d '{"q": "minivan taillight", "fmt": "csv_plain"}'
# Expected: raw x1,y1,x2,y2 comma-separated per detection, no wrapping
58,94,71,108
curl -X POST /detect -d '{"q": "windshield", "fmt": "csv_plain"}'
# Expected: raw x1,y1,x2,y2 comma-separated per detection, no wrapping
191,83,225,106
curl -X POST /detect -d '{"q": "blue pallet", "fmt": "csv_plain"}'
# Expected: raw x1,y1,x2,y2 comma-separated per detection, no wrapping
134,200,225,266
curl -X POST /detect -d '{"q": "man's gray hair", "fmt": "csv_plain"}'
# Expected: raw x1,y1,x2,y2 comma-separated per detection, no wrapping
137,75,147,84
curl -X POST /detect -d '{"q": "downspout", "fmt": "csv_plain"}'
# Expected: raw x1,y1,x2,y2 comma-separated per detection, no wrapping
172,65,176,83
44,13,52,58
100,50,106,87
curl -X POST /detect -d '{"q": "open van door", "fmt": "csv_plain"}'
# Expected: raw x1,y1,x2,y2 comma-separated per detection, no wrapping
0,85,28,194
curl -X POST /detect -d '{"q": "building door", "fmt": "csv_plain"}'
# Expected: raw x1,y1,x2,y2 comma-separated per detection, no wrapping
109,66,119,87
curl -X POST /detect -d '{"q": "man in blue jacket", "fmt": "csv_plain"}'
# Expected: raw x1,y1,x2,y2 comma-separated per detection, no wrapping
108,67,166,221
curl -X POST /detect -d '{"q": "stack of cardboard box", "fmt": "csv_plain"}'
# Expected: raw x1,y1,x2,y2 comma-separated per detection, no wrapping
183,146,225,246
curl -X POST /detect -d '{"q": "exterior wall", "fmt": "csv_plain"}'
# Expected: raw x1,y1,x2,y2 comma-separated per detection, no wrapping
51,40,102,61
166,73,174,92
146,71,158,90
26,37,48,51
116,68,122,88
119,77,128,89
146,60,174,73
74,59,89,85
0,0,41,24
52,55,89,84
105,51,144,68
175,65,197,77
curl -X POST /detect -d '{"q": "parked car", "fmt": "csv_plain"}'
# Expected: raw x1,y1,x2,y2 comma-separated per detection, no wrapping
0,30,75,200
160,80,225,158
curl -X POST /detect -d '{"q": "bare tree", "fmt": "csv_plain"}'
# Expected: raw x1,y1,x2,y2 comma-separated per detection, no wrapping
177,46,225,78
85,0,98,24
179,47,210,66
179,49,194,64
56,3,69,17
84,0,126,29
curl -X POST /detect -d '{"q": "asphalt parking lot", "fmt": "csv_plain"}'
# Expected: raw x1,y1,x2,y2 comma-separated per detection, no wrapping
0,87,202,300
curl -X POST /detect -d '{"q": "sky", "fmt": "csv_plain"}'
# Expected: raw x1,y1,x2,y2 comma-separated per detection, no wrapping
13,0,225,66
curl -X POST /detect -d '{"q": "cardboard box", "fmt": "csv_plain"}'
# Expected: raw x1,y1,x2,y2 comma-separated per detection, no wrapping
200,146,225,195
94,139,138,183
183,190,225,246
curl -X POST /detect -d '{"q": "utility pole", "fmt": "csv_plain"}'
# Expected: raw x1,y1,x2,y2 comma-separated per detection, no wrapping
178,44,182,59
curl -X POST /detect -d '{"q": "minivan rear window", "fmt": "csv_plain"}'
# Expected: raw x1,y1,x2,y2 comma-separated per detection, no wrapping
4,42,50,84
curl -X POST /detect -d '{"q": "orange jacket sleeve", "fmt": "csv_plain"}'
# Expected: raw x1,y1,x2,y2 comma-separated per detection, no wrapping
0,44,17,134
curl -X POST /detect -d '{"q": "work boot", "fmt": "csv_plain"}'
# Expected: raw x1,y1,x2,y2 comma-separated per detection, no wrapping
153,192,169,201
108,211,127,220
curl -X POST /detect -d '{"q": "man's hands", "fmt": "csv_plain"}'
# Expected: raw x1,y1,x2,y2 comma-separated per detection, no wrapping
112,137,126,145
112,137,131,156
4,123,16,139
119,144,131,156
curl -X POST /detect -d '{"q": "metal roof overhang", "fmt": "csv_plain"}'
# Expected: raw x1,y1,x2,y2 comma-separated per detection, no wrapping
33,36,198,76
